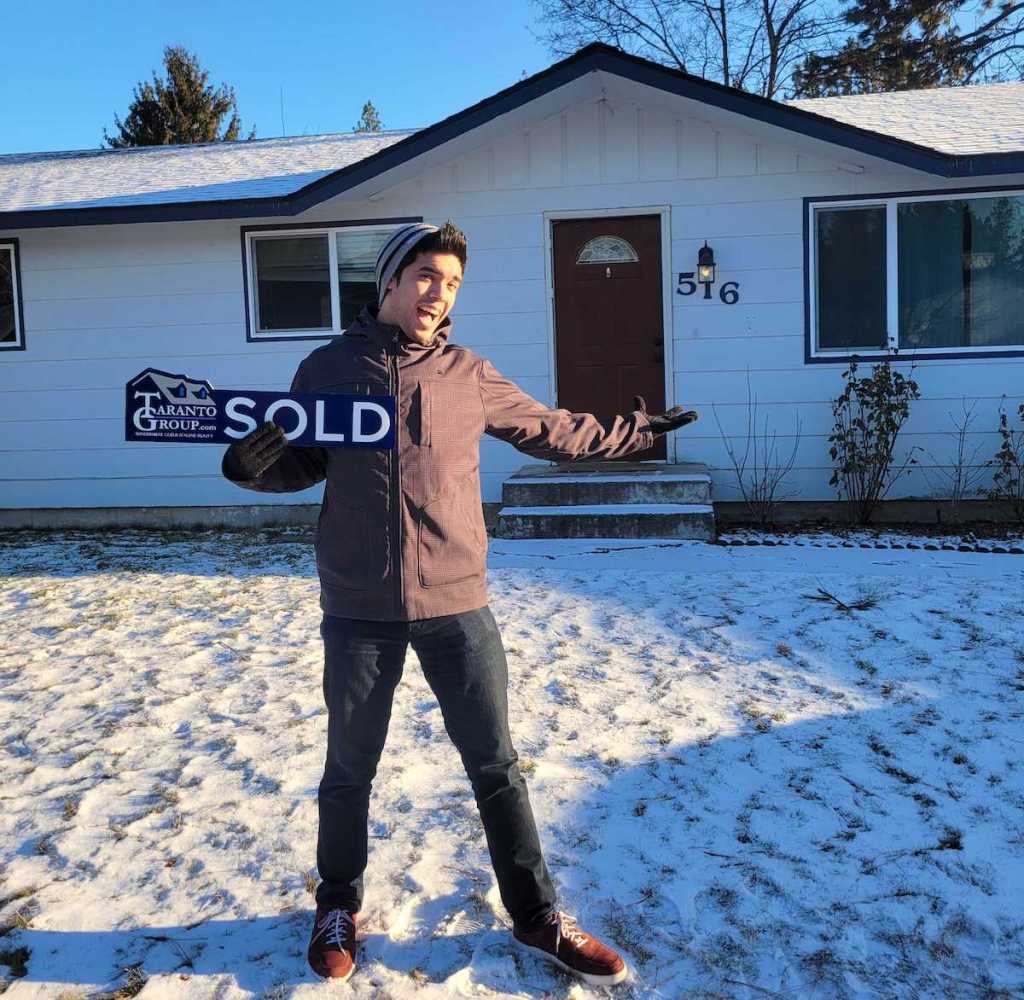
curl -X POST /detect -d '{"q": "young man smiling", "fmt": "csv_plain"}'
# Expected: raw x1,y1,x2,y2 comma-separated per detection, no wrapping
223,221,697,986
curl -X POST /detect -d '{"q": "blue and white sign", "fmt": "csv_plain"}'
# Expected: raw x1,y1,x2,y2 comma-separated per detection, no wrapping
125,369,395,449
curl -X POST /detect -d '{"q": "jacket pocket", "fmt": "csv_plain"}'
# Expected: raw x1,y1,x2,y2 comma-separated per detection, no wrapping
414,382,430,448
316,504,370,591
419,379,483,450
417,475,487,588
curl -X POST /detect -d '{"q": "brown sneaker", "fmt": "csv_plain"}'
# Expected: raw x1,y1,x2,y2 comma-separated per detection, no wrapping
513,910,628,985
308,905,359,981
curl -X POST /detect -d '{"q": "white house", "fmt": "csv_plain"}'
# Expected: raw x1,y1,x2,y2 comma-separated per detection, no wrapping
2,43,1023,526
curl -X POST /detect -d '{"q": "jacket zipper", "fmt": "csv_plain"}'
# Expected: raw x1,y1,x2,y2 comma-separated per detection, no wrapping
389,332,403,616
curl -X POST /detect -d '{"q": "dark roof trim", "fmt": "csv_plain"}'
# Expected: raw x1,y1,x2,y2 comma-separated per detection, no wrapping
5,43,1024,230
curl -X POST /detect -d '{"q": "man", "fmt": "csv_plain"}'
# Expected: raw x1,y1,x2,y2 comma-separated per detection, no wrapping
222,221,697,986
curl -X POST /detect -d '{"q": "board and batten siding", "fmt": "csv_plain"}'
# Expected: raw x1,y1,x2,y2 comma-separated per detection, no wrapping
2,88,1023,510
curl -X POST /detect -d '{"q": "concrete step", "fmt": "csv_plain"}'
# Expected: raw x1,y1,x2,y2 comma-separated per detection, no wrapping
495,503,716,540
501,462,712,507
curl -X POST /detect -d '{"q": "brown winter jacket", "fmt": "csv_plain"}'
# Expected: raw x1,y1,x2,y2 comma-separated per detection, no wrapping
223,305,656,620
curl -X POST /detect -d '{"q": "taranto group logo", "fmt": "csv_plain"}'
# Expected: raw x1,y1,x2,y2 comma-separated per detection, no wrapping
124,368,396,450
127,369,218,442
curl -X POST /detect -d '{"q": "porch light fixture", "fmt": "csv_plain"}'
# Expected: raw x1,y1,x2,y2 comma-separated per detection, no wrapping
697,242,716,285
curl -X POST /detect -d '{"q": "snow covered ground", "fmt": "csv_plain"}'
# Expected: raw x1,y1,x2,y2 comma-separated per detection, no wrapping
1,530,1022,1000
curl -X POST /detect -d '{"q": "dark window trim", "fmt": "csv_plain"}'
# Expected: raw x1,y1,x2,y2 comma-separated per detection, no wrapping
240,216,420,343
803,183,1024,364
0,237,26,352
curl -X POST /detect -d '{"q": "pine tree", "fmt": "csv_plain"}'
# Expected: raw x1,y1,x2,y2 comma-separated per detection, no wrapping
353,101,382,132
103,45,256,148
794,0,1024,96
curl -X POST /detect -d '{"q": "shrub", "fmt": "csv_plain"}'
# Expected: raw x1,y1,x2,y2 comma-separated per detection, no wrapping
921,399,990,524
988,400,1024,522
828,356,921,525
713,371,801,528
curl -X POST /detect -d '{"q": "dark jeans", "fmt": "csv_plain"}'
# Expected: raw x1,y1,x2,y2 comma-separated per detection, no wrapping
315,605,556,930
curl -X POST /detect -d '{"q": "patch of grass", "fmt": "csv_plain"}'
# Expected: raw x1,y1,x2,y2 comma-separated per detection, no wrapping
604,907,656,965
708,885,738,909
3,907,34,936
936,828,964,851
96,963,148,1000
303,869,318,895
0,945,29,977
0,887,35,911
800,946,844,988
867,736,892,758
62,798,79,821
883,764,919,784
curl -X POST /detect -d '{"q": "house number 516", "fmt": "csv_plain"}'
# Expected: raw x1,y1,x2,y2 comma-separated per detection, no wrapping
677,272,740,304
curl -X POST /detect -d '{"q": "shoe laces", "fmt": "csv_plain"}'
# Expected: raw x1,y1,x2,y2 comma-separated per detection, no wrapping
548,910,588,949
315,908,355,950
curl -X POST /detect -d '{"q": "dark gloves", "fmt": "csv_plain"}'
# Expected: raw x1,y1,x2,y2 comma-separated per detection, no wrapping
223,422,286,481
633,395,699,435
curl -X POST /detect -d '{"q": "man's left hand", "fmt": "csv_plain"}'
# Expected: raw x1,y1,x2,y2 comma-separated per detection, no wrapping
633,395,699,435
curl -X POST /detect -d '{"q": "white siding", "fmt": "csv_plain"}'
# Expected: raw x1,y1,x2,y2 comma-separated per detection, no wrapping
1,222,324,509
3,88,1023,510
303,94,1022,505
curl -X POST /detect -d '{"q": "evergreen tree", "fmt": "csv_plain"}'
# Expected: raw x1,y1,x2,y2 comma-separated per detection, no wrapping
353,101,382,132
103,45,256,148
794,0,1024,96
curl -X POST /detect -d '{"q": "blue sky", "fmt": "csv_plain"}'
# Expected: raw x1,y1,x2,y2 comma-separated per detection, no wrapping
0,0,553,155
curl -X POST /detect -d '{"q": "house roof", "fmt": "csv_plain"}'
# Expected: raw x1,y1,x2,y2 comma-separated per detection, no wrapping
0,130,414,225
787,81,1024,156
4,43,1024,230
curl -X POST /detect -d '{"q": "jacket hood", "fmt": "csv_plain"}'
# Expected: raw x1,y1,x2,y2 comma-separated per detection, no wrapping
346,304,453,357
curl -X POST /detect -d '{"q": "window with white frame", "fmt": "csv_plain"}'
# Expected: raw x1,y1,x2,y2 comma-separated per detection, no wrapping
809,189,1024,358
245,224,401,340
1,241,23,350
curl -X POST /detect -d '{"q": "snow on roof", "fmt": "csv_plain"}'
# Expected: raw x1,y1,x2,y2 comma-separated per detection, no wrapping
786,80,1024,156
0,129,416,213
4,64,1024,220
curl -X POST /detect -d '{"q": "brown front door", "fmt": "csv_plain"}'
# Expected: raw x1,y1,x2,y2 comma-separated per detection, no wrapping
552,215,667,461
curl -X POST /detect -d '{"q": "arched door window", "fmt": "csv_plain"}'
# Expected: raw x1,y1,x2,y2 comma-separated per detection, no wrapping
575,235,639,264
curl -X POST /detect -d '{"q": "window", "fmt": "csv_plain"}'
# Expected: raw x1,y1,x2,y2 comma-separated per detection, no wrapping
253,235,332,333
576,235,639,264
0,240,24,351
814,206,886,350
244,224,402,340
808,189,1024,360
899,196,1024,349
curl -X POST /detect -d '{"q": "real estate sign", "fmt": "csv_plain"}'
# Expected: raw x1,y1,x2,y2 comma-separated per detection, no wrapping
124,368,395,449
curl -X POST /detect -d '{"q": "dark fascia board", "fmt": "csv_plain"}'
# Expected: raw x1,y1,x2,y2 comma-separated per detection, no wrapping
5,43,1024,230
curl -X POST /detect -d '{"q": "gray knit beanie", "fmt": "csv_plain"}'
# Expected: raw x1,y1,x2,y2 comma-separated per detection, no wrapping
376,223,439,306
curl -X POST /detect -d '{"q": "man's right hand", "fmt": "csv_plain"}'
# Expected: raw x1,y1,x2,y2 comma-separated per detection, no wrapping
223,422,287,480
632,395,699,435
